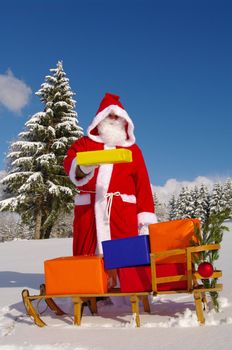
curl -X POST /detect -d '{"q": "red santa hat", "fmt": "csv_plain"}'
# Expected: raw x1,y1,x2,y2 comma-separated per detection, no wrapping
87,92,135,147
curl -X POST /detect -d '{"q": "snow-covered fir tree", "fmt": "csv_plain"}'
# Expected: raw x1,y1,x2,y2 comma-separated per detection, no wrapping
169,179,231,223
168,195,177,220
209,182,227,215
153,192,168,222
175,186,195,219
174,187,186,219
194,184,210,224
0,61,83,239
169,187,200,222
190,186,198,216
223,178,232,212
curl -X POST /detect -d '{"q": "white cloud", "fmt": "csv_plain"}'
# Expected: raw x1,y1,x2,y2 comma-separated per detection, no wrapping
152,176,227,204
0,69,32,113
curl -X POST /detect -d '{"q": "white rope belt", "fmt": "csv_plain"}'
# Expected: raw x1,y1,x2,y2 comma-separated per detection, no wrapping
104,192,121,223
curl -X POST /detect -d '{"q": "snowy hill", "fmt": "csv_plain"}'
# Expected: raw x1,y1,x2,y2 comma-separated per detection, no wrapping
0,222,232,350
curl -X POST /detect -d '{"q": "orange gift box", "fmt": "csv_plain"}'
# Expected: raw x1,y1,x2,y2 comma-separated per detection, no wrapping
44,256,108,295
149,218,200,264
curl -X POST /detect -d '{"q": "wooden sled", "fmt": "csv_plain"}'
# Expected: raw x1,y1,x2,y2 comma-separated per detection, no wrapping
21,243,222,328
22,285,150,327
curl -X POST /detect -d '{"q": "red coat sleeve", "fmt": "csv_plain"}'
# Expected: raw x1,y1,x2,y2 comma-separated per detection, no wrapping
63,136,95,187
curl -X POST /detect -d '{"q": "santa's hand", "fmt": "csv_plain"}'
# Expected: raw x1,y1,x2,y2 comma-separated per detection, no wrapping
75,165,97,179
79,165,96,174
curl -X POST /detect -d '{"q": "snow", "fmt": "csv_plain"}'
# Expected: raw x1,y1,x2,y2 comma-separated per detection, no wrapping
18,131,30,138
1,172,33,183
47,127,56,136
12,157,33,167
36,82,53,93
37,154,56,166
18,172,43,193
54,101,73,109
0,197,17,211
19,172,43,189
25,114,45,125
7,152,21,159
47,181,73,197
12,141,45,151
0,222,232,350
51,141,66,150
56,121,78,131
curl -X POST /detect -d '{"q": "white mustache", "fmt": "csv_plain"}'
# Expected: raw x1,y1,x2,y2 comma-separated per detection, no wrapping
97,117,127,146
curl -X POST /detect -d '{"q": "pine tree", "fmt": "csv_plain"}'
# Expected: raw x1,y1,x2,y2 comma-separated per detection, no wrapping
185,187,196,217
193,209,231,311
223,178,232,212
0,61,83,239
168,195,177,220
209,182,227,215
194,184,210,224
175,187,185,219
175,187,195,219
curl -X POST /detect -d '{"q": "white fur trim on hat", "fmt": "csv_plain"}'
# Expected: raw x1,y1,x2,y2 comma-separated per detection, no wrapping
69,158,95,187
87,105,135,147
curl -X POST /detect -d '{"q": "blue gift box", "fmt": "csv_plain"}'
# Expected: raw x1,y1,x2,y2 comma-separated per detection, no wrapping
102,235,151,270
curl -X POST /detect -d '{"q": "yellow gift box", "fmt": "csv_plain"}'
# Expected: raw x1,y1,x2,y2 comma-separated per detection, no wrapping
76,148,132,166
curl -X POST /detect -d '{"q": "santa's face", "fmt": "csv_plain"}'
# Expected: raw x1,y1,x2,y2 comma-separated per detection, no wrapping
97,113,127,146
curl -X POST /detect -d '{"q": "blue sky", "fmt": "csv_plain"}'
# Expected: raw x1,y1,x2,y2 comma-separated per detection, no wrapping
0,0,231,186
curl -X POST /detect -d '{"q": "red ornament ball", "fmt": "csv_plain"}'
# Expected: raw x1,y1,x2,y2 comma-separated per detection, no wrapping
198,262,214,278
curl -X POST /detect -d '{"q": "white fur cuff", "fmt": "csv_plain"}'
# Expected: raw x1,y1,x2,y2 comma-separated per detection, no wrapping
69,158,95,187
137,212,158,226
80,165,96,174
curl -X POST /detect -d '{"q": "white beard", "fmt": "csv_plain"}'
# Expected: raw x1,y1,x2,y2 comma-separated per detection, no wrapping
97,117,127,146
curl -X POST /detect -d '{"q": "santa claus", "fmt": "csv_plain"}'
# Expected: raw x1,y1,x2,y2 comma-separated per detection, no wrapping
64,92,157,256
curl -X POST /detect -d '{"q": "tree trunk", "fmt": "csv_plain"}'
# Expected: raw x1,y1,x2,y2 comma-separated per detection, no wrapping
43,225,53,239
34,211,42,239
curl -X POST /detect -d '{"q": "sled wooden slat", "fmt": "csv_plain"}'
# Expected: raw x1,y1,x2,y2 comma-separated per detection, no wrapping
194,290,205,324
22,289,46,328
151,283,223,296
193,284,223,293
22,288,151,328
151,249,186,259
193,270,222,280
187,244,221,253
40,284,66,316
26,291,150,300
155,274,187,284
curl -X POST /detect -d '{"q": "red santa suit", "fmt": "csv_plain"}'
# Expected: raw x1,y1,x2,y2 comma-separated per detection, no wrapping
64,93,157,256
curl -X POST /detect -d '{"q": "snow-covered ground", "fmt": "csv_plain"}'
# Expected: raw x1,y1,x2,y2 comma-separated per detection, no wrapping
0,222,232,350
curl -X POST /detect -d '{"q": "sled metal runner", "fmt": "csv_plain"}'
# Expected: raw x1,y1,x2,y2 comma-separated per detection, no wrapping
21,243,223,327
